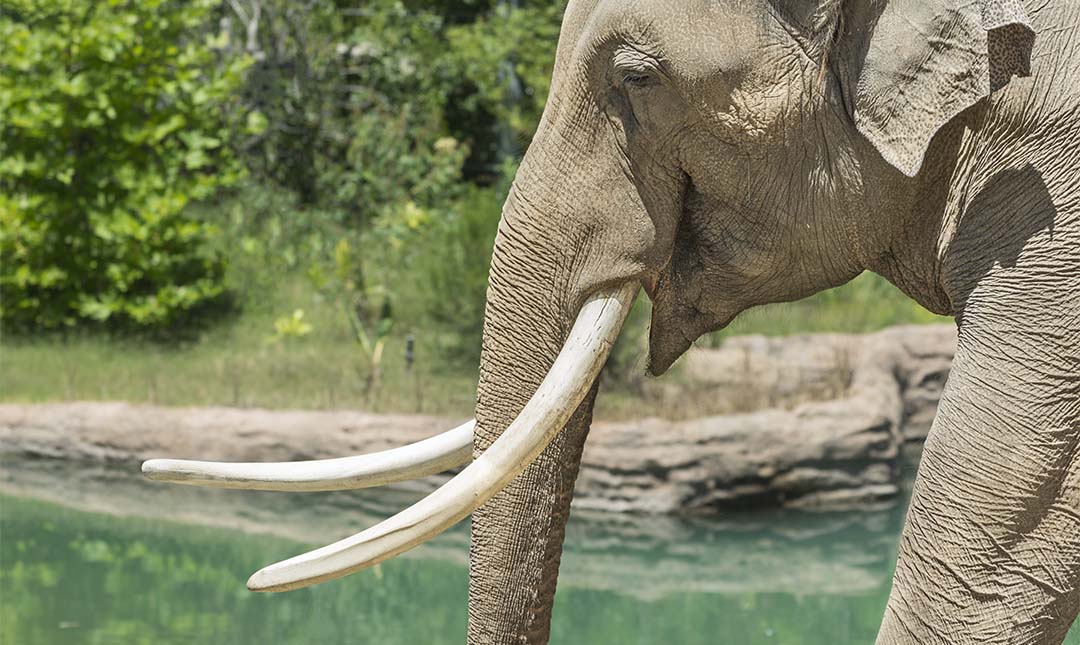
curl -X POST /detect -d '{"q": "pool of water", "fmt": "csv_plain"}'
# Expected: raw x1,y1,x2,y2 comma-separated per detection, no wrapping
1,459,1077,645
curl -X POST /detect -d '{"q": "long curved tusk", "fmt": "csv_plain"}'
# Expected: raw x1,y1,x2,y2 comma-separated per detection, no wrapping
246,282,638,592
141,421,475,492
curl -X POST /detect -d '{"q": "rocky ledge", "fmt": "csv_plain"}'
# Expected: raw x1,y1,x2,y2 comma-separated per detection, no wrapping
578,324,956,512
0,324,956,514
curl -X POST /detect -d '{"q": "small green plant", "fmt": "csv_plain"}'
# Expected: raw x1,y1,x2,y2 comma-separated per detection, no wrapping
270,309,313,343
308,238,396,402
345,295,394,401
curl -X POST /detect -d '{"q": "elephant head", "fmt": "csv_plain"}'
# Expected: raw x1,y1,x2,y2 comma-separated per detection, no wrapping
146,0,1080,643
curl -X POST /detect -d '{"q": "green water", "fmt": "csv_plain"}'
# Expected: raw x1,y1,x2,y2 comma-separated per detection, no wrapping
1,462,1077,645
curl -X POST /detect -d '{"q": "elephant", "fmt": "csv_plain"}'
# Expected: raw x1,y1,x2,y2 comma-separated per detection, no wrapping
143,0,1079,642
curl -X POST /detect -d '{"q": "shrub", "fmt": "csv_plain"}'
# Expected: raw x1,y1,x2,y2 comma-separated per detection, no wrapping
224,0,471,225
446,2,563,157
0,0,248,333
365,176,507,364
407,185,502,361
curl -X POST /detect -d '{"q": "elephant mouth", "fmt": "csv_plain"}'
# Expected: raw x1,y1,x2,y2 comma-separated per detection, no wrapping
647,280,732,376
142,282,639,592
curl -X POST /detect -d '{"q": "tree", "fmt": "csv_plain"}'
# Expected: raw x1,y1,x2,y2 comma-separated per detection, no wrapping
0,0,248,332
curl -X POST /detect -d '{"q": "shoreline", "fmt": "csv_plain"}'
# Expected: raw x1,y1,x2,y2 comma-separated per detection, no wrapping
1,324,956,514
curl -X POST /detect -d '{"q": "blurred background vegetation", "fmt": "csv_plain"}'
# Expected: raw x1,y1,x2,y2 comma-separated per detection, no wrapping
0,0,945,417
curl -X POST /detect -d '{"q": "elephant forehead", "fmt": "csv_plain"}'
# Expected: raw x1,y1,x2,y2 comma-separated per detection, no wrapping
581,0,773,79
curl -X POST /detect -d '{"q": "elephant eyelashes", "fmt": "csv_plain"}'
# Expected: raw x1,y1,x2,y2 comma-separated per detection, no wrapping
621,72,657,89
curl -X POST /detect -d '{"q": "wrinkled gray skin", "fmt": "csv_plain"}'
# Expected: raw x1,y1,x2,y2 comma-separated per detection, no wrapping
470,0,1079,643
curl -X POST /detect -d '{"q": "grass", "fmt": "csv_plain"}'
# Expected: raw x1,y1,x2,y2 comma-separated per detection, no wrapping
1,268,947,420
1,183,948,418
713,272,947,340
1,272,480,418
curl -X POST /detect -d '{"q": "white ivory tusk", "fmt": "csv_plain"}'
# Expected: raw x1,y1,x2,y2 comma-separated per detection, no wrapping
246,282,638,592
141,421,475,492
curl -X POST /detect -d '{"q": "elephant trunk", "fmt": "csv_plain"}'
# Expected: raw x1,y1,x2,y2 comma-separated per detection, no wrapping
469,182,606,644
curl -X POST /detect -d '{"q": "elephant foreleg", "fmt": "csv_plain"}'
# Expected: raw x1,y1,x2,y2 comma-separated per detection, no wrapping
878,272,1080,643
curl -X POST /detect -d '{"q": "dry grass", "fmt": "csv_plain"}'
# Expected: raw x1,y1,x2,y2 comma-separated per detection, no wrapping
2,273,944,420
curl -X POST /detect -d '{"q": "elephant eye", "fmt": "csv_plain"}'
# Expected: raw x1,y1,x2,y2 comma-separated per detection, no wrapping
621,72,657,89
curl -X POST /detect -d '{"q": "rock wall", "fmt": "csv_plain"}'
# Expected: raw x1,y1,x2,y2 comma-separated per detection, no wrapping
578,325,956,513
0,324,956,514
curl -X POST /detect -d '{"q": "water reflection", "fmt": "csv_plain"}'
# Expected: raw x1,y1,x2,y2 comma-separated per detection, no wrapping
1,459,1076,644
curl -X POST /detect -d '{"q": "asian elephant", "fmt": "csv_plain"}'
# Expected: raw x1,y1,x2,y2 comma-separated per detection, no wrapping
144,0,1080,642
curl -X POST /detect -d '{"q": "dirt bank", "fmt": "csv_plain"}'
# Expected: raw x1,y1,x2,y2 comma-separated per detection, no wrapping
1,324,956,513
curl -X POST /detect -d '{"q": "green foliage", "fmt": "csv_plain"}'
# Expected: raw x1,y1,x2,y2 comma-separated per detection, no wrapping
0,0,248,332
224,1,340,203
210,0,562,361
194,181,345,308
446,2,563,154
322,4,472,220
270,309,313,342
224,0,563,221
319,237,396,399
395,182,505,363
226,0,471,226
0,0,561,335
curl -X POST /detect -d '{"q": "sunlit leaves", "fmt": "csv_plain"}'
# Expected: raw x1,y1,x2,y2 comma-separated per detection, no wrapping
0,0,248,332
446,2,563,152
271,309,314,342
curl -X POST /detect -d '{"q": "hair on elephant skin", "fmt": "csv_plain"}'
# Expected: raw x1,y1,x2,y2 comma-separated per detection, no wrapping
466,0,1079,643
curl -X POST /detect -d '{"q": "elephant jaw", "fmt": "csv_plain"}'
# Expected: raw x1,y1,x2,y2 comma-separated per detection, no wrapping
647,281,731,376
140,282,639,592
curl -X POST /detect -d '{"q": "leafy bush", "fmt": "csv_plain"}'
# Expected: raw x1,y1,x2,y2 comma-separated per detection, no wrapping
401,183,504,362
223,0,470,225
446,2,563,157
192,181,344,309
0,0,248,332
220,0,563,222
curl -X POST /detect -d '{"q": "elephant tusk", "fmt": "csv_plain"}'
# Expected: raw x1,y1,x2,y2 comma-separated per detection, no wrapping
245,282,639,592
141,421,475,492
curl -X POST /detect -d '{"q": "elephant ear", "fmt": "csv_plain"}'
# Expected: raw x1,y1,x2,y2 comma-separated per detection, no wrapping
851,0,1034,176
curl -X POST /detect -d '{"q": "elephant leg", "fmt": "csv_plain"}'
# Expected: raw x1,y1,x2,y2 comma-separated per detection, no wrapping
877,273,1080,643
